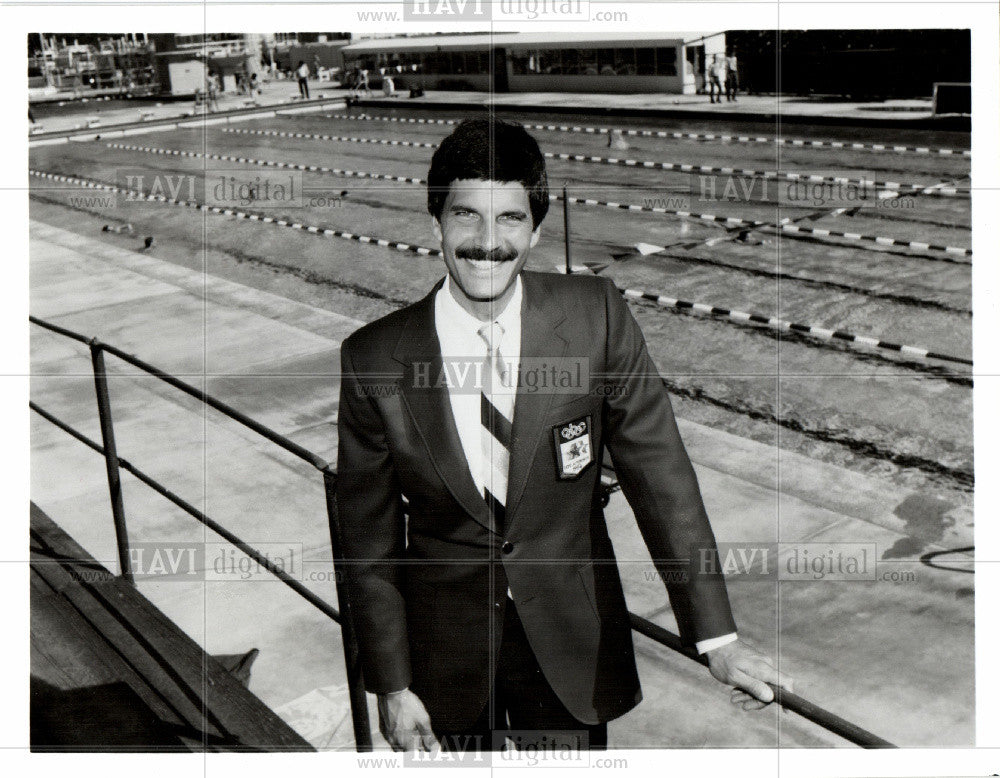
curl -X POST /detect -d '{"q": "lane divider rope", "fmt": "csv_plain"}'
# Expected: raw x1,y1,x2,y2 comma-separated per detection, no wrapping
620,288,970,366
331,112,971,158
591,205,971,260
224,125,437,149
28,169,441,257
105,141,427,185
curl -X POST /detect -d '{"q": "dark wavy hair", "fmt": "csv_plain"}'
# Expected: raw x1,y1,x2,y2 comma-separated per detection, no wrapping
426,117,549,229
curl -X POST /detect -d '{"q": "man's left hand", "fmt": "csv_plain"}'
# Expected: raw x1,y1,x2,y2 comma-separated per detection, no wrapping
705,639,793,711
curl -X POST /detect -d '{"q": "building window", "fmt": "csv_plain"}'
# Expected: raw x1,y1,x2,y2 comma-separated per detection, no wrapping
596,48,616,75
614,48,637,75
655,47,678,75
426,51,448,74
636,47,655,75
527,50,546,74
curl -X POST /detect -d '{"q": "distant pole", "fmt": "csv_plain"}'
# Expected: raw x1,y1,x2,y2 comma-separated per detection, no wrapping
563,184,571,274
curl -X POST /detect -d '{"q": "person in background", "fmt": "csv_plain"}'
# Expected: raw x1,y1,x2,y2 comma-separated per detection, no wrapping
708,54,726,104
242,60,256,95
206,71,219,112
296,60,310,99
725,52,739,102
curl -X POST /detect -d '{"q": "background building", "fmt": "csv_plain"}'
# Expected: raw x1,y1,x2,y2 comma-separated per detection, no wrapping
341,32,725,94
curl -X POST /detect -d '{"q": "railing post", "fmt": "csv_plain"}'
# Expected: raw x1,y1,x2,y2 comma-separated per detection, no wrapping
89,340,133,584
322,467,373,751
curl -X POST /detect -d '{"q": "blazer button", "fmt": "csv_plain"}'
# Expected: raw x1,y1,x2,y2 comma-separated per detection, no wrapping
501,541,514,554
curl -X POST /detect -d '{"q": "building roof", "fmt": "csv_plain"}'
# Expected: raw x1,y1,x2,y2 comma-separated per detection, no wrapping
342,32,721,53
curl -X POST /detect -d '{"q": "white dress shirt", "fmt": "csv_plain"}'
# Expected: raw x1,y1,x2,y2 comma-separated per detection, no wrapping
432,274,735,656
434,274,522,500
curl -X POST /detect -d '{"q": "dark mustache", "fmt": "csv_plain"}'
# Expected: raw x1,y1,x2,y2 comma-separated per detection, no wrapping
455,245,518,262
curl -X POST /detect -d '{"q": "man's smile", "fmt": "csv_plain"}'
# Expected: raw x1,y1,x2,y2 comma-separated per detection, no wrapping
464,257,507,271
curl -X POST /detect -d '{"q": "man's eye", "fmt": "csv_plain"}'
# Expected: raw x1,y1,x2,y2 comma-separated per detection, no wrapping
499,214,526,223
452,209,477,219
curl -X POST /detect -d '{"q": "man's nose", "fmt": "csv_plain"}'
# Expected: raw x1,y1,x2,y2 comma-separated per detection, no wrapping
477,218,501,250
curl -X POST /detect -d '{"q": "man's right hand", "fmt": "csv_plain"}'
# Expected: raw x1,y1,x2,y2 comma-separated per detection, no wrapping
377,688,439,752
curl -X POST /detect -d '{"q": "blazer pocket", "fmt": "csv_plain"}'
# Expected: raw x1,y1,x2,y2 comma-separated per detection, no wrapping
548,393,596,415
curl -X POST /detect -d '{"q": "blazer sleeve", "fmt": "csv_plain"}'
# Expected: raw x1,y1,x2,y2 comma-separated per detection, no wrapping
335,337,412,694
599,278,738,646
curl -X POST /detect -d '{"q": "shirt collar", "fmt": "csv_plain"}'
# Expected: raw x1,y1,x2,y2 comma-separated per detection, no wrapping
438,273,523,337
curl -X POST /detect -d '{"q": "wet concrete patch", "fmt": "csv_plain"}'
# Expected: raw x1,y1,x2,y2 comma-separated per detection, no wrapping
883,492,955,559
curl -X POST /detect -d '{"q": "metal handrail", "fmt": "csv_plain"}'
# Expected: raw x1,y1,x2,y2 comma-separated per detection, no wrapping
29,315,371,750
30,315,896,749
30,317,329,471
629,614,896,748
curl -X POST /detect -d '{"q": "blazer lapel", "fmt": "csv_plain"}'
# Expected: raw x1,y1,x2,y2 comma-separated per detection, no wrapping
504,272,569,522
393,279,495,534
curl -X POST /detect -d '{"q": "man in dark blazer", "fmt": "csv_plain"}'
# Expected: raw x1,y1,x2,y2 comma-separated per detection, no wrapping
336,118,790,753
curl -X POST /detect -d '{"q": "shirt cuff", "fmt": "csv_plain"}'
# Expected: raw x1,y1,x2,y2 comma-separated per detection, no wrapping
695,632,738,655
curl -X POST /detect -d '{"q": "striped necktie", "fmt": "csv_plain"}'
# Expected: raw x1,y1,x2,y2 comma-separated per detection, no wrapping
478,321,514,531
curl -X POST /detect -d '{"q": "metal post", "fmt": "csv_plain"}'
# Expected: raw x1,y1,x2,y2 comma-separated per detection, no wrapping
563,184,572,275
89,341,133,583
322,467,374,751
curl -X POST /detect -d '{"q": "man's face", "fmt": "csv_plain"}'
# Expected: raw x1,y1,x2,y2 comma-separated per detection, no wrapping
432,178,540,306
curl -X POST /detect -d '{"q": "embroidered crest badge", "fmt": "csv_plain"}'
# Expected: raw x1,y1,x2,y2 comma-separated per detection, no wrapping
552,415,593,479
